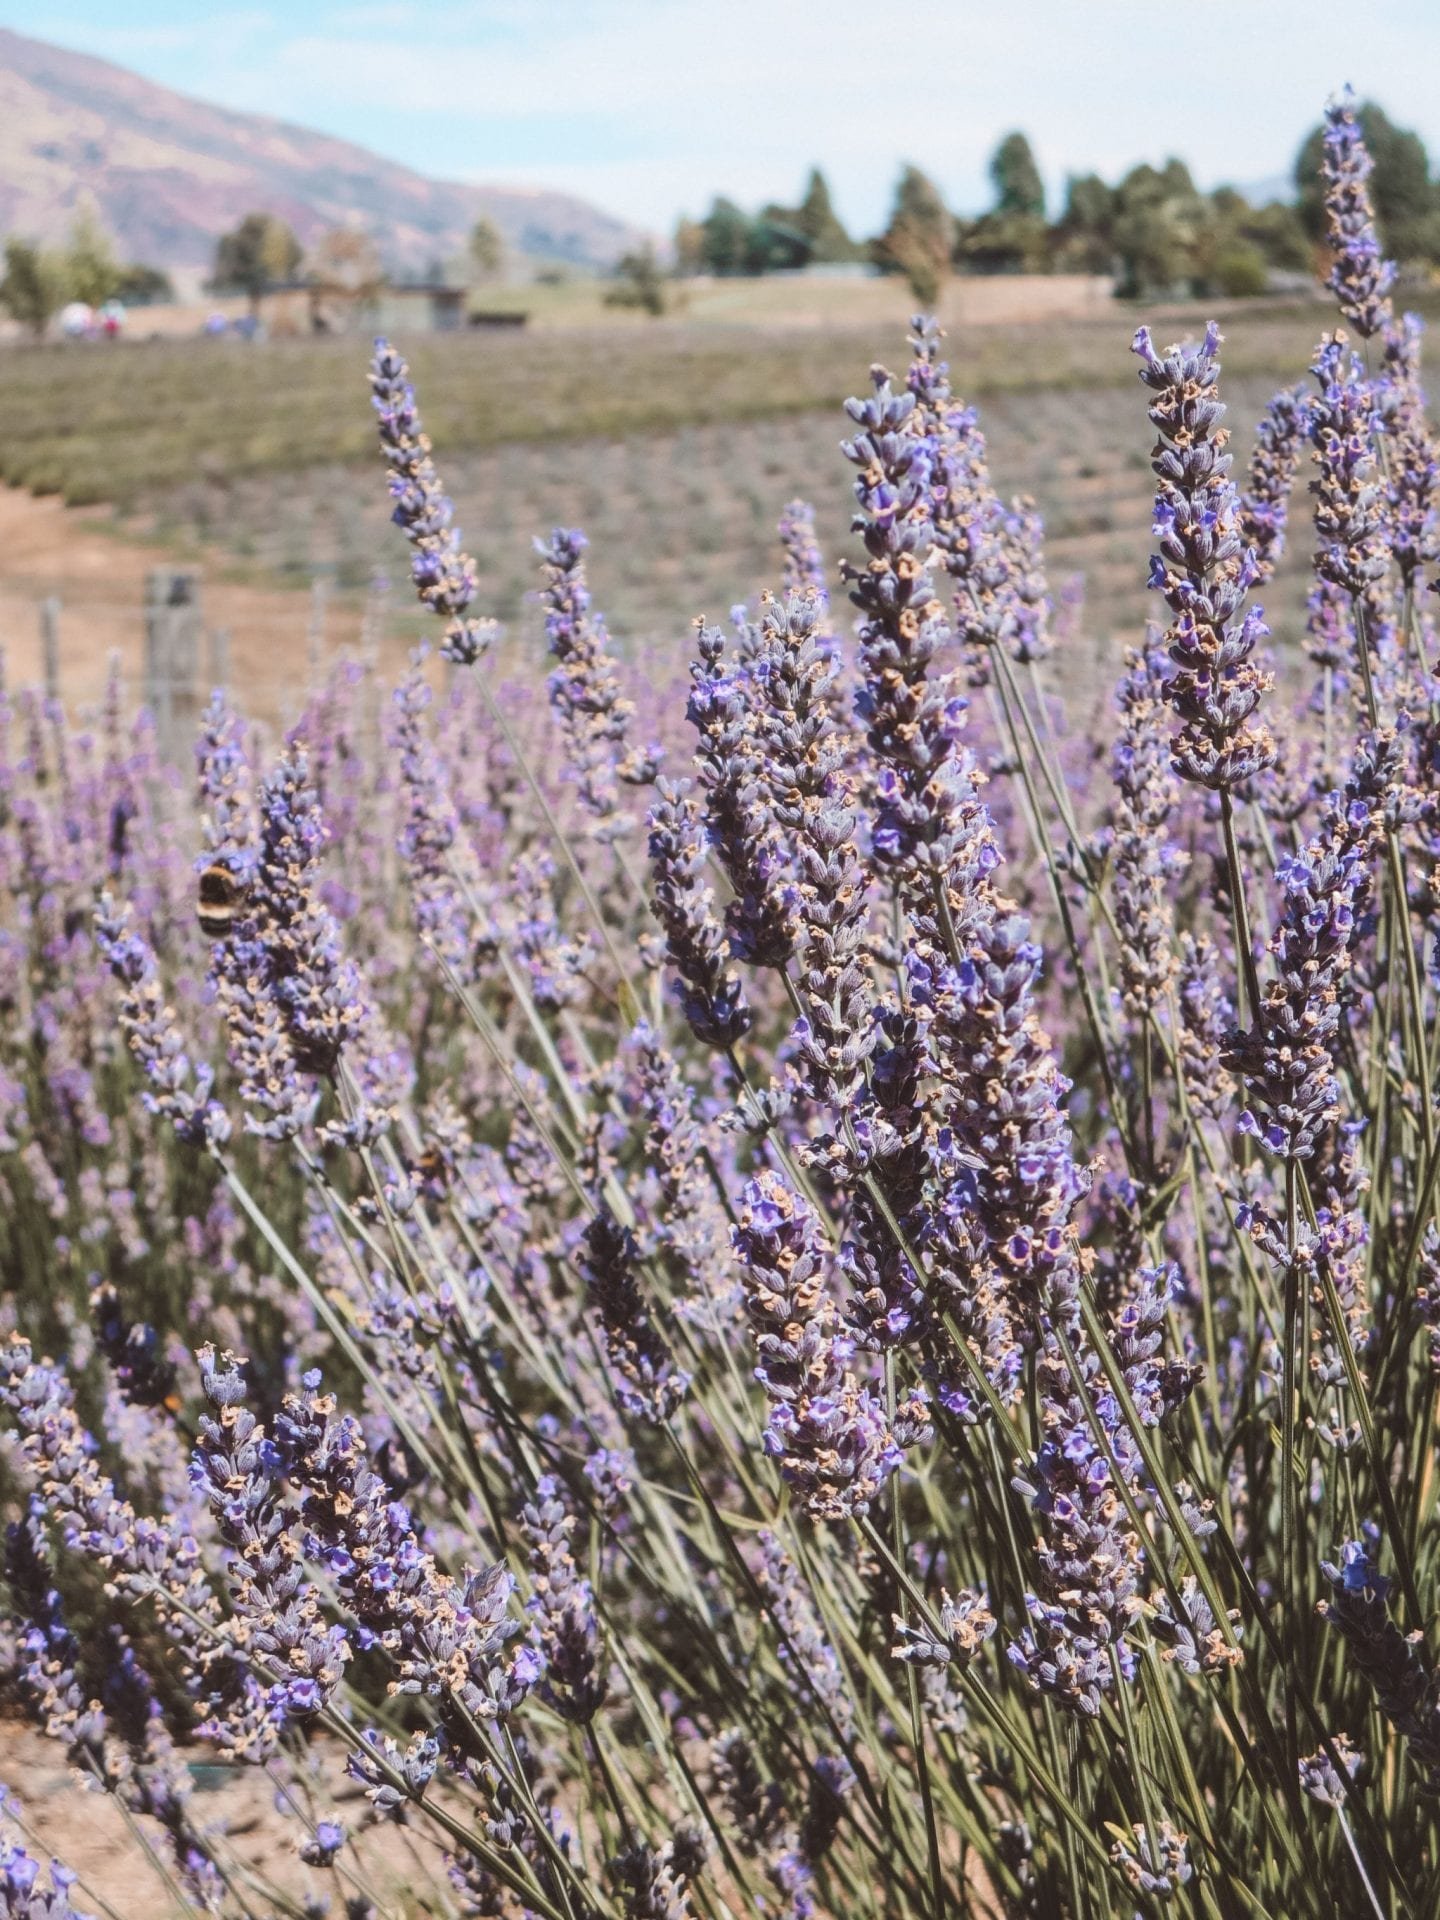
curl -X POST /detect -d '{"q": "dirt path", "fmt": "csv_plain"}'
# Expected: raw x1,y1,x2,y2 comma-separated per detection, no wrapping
0,1719,437,1918
0,485,408,724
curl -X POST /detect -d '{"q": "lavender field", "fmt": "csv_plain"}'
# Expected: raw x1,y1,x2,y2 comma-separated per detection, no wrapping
2,95,1440,1920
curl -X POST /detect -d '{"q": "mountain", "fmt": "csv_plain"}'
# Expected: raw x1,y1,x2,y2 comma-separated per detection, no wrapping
0,26,642,274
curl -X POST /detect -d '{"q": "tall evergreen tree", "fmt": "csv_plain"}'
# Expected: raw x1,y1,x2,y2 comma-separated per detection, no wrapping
874,165,954,304
990,132,1047,219
795,168,857,263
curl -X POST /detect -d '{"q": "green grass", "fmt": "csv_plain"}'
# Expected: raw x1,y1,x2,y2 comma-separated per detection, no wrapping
0,296,1386,511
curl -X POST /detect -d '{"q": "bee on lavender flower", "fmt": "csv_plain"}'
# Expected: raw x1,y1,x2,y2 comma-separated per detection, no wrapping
196,858,252,940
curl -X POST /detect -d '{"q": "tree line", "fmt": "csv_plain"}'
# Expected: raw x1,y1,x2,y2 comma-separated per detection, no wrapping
672,99,1440,304
0,199,173,338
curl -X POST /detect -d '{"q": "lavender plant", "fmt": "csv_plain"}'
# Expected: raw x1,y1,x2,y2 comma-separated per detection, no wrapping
3,97,1440,1920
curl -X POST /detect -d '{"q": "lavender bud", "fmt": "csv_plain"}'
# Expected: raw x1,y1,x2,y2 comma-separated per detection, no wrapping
579,1211,689,1424
369,340,494,664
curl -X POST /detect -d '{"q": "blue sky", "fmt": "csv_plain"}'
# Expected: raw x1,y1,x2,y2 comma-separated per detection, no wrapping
15,1,1440,235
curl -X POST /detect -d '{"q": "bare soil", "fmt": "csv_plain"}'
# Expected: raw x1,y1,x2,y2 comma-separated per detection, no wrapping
0,485,404,724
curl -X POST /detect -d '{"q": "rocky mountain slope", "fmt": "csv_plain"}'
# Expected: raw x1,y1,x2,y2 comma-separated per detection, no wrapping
0,25,640,273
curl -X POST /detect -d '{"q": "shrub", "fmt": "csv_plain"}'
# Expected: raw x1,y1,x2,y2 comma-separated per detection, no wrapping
0,93,1438,1919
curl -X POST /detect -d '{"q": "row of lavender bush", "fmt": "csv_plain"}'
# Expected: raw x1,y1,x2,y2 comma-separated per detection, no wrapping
0,91,1436,1919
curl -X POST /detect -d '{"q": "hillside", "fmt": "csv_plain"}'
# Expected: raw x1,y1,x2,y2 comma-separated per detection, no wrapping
0,25,642,272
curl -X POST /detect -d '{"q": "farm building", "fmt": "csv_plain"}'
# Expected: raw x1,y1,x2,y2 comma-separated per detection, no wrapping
370,282,468,333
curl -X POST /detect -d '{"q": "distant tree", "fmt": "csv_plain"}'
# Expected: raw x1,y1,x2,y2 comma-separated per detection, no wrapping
672,217,707,276
0,240,66,339
63,198,120,307
700,197,753,276
112,263,175,307
306,227,384,332
1111,159,1206,297
212,213,303,318
468,216,505,283
1053,172,1117,271
962,137,1049,271
990,132,1047,220
874,165,954,305
605,244,666,316
746,209,811,274
1236,198,1311,274
1295,99,1440,262
795,168,857,263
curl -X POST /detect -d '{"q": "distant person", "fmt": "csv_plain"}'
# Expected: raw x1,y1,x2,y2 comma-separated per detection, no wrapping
59,301,93,340
99,300,124,338
204,312,229,336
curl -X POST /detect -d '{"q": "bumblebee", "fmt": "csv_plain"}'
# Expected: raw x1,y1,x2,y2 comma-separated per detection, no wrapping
196,861,251,940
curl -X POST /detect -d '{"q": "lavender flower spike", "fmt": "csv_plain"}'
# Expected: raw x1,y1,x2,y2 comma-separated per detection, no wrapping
190,1347,352,1731
646,778,752,1049
538,529,654,832
777,499,831,631
0,1820,96,1920
1239,384,1312,586
369,339,495,665
579,1210,690,1424
520,1475,605,1725
1319,1540,1440,1793
731,1171,901,1519
1321,89,1396,341
94,896,231,1150
1134,321,1274,791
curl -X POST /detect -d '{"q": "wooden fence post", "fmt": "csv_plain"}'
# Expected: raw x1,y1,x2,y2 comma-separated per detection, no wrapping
39,598,60,703
144,568,202,764
307,577,329,691
207,626,230,692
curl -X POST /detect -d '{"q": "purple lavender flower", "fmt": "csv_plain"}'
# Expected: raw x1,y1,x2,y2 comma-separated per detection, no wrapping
777,500,831,631
189,1346,351,1731
609,1830,704,1920
1309,336,1390,602
253,749,371,1078
1226,805,1371,1161
369,340,494,665
520,1474,605,1724
731,1172,900,1519
891,1586,997,1671
1105,633,1185,1019
93,897,230,1150
1110,1822,1193,1899
538,529,654,832
269,1371,533,1742
756,1531,854,1740
646,778,752,1049
0,1337,232,1730
1319,1539,1440,1792
390,666,478,979
300,1820,347,1868
1134,321,1274,790
2,1505,106,1776
629,1022,737,1319
195,688,255,861
1299,1734,1364,1809
1239,384,1312,585
843,350,997,923
685,620,796,970
579,1211,689,1424
1320,90,1397,340
903,318,1013,685
749,594,878,1114
0,1827,95,1920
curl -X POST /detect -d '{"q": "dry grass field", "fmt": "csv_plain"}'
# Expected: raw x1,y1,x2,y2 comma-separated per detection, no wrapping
0,288,1361,721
